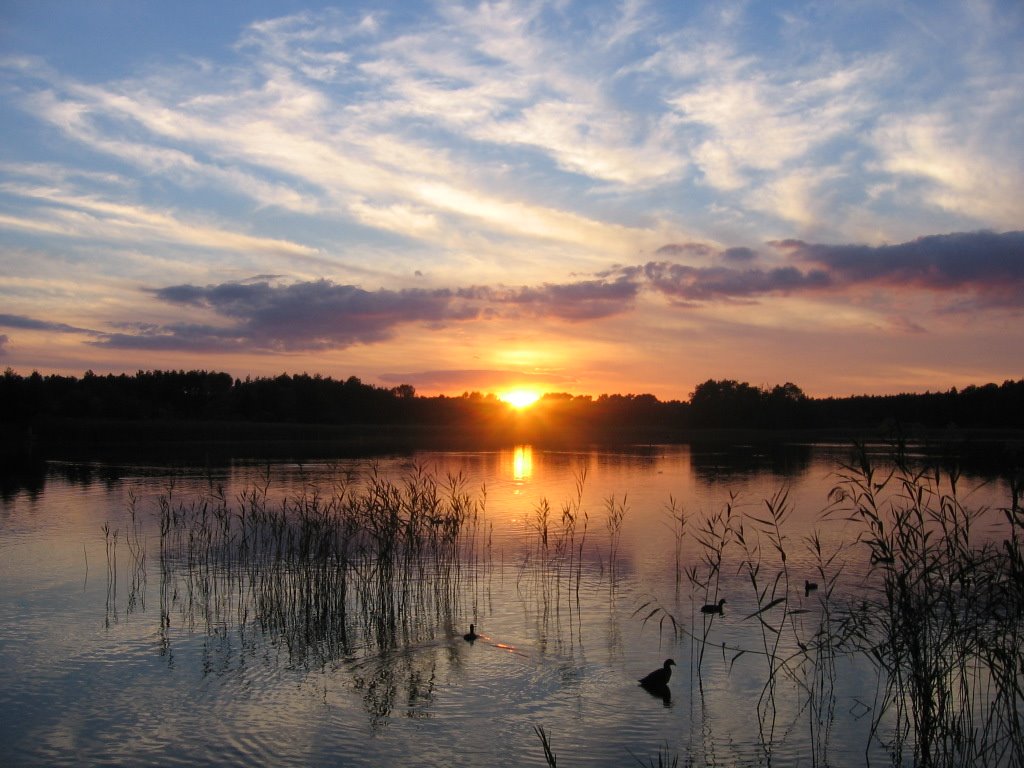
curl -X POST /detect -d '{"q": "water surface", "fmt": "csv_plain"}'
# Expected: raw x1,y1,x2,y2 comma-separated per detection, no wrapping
0,442,1015,766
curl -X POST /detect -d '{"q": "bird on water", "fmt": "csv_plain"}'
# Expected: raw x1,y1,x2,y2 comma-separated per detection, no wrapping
464,624,479,642
639,658,676,688
804,580,818,597
701,598,726,615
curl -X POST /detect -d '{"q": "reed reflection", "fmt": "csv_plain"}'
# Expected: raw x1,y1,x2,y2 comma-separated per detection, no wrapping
88,446,1022,766
147,468,485,724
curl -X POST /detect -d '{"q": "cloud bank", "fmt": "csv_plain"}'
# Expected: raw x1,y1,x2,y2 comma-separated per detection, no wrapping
3,230,1016,355
777,231,1024,307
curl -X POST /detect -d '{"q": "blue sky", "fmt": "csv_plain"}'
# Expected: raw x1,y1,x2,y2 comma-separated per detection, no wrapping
1,0,1022,398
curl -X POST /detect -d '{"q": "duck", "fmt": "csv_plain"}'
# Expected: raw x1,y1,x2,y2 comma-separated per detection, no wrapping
638,658,675,688
463,624,479,642
701,598,726,615
804,580,818,597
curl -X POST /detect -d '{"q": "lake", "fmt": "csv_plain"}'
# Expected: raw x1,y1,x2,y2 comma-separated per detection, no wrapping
1,439,1020,766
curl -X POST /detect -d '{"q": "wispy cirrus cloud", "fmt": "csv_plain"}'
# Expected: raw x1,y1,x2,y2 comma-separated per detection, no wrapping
5,2,1021,270
870,108,1024,227
0,179,320,259
2,4,1023,394
4,7,672,264
665,48,884,192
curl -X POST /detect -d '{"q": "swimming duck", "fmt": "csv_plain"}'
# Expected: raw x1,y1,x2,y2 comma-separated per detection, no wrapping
639,658,675,687
463,624,479,642
804,580,818,597
701,598,726,615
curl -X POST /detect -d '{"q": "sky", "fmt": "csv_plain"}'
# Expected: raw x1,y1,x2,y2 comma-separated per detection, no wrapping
1,0,1022,400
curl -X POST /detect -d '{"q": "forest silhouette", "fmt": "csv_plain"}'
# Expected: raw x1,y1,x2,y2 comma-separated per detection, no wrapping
3,368,1022,448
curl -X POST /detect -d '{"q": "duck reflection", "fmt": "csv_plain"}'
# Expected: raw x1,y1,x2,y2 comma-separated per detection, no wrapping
639,659,675,707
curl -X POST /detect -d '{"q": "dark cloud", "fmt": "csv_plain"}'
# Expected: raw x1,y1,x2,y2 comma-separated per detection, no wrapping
0,314,96,334
654,242,717,259
93,274,642,353
94,323,250,352
636,230,1024,309
51,229,1024,356
463,277,639,320
83,273,641,353
775,230,1024,307
97,279,470,351
638,262,831,302
653,242,759,263
722,247,757,262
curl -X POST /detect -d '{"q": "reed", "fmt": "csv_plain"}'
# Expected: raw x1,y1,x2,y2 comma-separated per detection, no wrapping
560,465,588,605
518,465,594,633
685,495,735,669
605,492,628,583
831,445,1024,767
664,495,686,589
534,724,557,767
632,441,1022,767
97,448,1021,765
734,486,794,756
151,465,482,669
630,744,679,768
799,529,843,766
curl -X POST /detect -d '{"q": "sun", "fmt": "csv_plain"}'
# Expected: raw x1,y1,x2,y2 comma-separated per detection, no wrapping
499,388,543,410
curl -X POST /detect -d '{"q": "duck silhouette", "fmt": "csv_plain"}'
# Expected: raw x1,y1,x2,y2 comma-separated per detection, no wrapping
638,658,675,688
463,624,479,642
701,598,726,615
804,580,818,597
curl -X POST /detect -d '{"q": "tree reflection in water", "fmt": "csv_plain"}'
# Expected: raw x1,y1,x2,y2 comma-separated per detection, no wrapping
102,449,1023,765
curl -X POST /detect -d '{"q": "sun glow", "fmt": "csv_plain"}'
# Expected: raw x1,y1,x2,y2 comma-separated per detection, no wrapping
499,388,542,410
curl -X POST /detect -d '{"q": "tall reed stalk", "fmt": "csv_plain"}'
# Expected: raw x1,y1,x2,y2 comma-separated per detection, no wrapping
832,446,1024,767
634,442,1022,767
154,466,481,668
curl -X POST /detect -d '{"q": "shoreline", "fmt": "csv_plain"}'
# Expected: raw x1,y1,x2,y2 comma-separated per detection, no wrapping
4,416,1022,464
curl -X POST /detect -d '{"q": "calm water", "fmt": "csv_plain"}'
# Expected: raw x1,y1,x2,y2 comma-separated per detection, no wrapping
0,441,1016,767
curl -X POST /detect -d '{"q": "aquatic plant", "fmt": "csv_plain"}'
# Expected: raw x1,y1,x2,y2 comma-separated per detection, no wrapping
734,487,794,756
605,492,628,582
634,442,1023,767
153,465,484,670
630,744,680,768
534,724,557,767
518,465,592,634
95,447,1022,766
684,495,736,668
831,446,1024,767
664,495,686,589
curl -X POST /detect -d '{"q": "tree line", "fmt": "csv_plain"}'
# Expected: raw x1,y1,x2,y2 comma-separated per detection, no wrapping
2,367,1022,433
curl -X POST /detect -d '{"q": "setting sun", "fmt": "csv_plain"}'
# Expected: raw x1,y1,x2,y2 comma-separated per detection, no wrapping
499,388,543,410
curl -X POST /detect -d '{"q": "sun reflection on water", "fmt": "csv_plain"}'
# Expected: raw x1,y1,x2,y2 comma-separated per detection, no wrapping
2,445,1018,767
512,444,533,481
